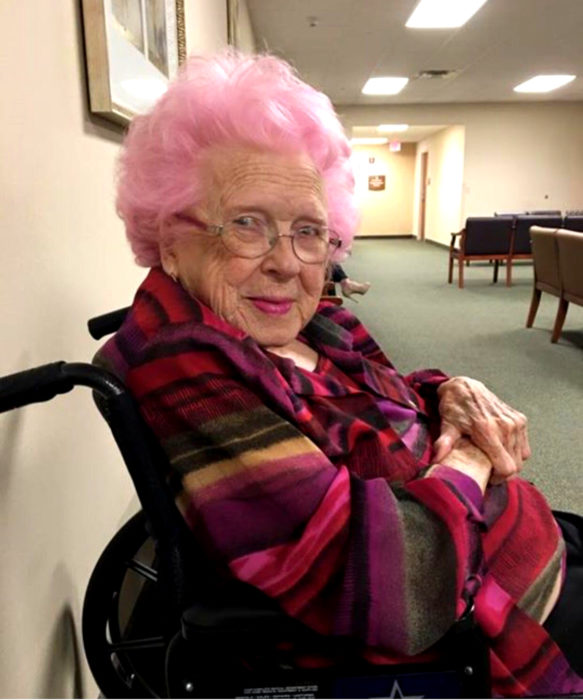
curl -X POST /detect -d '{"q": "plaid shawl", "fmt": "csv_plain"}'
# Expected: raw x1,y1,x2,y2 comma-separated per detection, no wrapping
96,268,582,696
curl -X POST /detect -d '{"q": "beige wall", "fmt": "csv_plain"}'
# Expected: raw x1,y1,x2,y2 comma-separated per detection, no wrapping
231,0,257,52
341,102,583,242
351,143,416,236
0,1,227,697
184,0,227,54
413,126,466,246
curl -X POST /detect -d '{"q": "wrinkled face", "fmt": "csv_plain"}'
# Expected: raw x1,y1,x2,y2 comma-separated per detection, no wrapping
160,146,329,348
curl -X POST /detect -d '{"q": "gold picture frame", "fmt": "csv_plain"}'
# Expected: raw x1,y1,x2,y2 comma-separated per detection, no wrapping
81,0,186,125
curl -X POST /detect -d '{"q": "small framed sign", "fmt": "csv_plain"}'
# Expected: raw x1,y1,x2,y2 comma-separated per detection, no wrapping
368,175,386,191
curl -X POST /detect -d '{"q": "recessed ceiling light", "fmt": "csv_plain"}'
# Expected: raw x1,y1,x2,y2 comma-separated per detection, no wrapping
406,0,489,28
362,77,409,95
350,137,389,145
377,124,409,133
514,74,576,93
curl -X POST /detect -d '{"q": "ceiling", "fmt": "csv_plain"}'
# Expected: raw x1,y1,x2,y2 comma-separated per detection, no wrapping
246,0,583,112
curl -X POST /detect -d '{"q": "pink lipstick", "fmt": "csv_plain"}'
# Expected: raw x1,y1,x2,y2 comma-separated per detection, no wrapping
249,298,293,315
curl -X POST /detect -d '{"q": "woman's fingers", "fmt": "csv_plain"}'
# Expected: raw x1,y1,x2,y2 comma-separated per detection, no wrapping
436,377,530,478
472,428,517,478
433,423,462,462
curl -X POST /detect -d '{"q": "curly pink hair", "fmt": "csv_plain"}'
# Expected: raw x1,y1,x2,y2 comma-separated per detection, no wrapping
116,50,359,266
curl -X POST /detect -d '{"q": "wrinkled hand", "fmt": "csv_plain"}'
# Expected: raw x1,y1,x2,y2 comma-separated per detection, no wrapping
433,376,530,482
432,437,493,493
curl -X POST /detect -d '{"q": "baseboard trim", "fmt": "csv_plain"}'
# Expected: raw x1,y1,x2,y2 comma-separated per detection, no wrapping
423,239,449,250
355,234,415,240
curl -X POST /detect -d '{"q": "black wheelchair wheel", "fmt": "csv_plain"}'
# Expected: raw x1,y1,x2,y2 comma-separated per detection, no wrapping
82,510,173,698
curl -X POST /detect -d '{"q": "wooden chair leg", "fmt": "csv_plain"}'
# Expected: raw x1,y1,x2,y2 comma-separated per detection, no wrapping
526,288,542,327
458,255,465,288
506,256,513,286
493,260,499,284
448,253,454,284
551,298,569,343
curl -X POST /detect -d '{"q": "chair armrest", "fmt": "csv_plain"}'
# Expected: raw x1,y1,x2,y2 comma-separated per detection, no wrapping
450,230,464,250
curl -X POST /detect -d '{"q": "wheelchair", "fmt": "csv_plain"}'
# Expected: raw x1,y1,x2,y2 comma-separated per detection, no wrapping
0,308,492,698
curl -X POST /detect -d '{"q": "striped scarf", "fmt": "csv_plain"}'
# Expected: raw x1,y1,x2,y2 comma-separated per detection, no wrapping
95,267,582,697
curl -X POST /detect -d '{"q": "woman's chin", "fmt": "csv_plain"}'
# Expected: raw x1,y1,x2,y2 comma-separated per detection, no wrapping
238,306,303,348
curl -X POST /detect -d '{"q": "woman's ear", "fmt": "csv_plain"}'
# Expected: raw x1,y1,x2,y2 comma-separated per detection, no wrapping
159,240,179,282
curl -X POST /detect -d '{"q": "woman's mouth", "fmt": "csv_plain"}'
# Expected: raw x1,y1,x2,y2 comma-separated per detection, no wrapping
249,297,294,315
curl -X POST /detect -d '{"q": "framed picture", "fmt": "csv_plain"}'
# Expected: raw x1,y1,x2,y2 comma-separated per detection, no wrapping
368,175,386,191
81,0,186,125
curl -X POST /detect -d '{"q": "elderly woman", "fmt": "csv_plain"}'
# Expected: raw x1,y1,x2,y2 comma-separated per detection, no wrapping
95,51,582,696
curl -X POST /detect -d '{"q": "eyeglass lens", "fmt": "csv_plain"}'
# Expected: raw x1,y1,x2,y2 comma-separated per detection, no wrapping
222,218,334,263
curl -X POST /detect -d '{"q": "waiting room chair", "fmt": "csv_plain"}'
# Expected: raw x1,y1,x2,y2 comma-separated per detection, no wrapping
526,210,562,216
508,215,563,285
563,215,583,233
553,229,583,343
448,217,513,288
526,227,562,339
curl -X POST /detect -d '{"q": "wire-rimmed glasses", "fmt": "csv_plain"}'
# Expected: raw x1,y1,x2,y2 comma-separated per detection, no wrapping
174,212,342,264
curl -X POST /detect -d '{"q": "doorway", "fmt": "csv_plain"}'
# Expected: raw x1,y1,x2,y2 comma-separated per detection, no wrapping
418,151,428,241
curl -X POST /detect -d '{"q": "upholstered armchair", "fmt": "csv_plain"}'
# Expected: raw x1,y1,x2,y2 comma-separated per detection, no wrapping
448,217,513,288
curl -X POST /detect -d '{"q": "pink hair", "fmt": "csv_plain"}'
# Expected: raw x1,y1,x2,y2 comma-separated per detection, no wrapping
116,50,359,266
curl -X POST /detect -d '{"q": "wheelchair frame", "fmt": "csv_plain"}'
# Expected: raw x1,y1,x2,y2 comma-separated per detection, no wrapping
0,310,492,698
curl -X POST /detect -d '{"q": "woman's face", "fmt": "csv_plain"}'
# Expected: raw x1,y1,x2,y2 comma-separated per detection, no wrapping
160,146,329,349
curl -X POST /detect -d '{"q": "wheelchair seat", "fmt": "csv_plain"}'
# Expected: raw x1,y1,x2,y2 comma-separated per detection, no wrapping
0,309,492,698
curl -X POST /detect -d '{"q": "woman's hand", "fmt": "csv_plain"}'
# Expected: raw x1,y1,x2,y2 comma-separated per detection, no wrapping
429,437,493,493
433,376,530,483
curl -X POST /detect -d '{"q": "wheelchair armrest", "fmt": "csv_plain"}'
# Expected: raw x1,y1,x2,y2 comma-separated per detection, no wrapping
182,605,289,639
181,601,291,641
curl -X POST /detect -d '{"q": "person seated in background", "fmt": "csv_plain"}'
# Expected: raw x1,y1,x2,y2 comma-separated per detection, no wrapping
330,262,371,298
94,50,582,697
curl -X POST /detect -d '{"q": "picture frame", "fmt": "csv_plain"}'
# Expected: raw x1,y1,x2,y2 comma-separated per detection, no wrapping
81,0,186,125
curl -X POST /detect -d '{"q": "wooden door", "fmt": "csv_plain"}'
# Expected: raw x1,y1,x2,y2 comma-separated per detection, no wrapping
419,151,428,241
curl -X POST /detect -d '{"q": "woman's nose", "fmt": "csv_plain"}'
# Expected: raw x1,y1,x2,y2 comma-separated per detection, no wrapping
262,233,302,276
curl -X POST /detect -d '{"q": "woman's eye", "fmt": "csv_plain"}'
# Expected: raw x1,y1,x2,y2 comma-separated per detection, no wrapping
296,225,323,238
232,215,262,229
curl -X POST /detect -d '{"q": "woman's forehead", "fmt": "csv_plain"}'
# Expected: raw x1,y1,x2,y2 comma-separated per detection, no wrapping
201,145,326,214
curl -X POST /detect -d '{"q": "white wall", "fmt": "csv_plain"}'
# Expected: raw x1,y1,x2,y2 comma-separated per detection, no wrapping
341,102,583,241
351,143,417,236
184,0,228,54
413,126,466,246
0,1,227,697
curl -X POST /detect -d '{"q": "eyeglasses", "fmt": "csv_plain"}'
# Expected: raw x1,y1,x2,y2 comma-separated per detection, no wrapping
173,212,342,264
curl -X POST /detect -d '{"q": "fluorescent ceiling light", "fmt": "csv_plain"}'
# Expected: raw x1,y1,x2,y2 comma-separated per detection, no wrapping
513,74,576,93
377,124,409,133
362,77,409,95
350,137,389,145
406,0,489,28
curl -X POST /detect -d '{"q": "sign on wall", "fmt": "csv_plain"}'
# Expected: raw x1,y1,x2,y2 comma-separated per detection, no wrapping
368,175,386,191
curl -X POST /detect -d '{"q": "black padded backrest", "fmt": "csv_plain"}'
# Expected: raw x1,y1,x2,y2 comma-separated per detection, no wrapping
563,216,583,233
513,216,563,254
463,217,513,255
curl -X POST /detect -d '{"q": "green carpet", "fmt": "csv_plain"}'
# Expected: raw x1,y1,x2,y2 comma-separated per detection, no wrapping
342,238,583,513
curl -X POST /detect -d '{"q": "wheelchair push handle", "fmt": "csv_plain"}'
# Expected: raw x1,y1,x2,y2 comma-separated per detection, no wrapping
0,361,127,414
0,361,75,413
87,306,129,340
